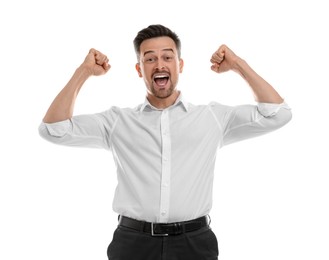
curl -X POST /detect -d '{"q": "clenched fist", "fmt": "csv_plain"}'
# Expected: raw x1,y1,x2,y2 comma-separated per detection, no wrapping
210,44,239,74
82,48,111,76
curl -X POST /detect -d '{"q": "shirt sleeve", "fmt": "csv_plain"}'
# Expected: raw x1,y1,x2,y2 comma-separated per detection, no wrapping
209,101,292,147
38,107,120,150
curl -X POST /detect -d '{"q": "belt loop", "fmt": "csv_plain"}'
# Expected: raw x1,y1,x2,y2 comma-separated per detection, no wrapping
181,222,186,233
207,214,211,226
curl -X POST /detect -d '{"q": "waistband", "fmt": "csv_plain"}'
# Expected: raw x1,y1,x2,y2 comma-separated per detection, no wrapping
118,215,210,236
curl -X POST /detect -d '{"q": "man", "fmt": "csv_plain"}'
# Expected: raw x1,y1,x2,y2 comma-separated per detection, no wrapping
39,24,292,259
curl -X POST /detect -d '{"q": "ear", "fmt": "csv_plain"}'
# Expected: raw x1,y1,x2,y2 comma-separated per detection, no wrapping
179,58,184,73
135,63,143,78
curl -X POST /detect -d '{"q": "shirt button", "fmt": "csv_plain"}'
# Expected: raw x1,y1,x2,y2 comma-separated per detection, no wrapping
161,211,166,216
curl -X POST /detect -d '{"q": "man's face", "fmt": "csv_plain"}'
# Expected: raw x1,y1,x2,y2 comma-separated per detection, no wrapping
136,36,184,99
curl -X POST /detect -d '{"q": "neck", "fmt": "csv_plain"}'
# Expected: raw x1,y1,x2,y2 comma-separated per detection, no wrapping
147,90,180,109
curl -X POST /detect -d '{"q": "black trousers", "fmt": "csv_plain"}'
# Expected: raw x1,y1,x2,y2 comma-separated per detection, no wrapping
107,226,219,260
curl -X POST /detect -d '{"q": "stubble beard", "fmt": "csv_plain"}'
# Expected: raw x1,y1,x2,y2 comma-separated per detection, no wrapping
150,81,176,99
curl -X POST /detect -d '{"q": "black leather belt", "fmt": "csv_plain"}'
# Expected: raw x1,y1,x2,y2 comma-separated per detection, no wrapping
118,215,209,236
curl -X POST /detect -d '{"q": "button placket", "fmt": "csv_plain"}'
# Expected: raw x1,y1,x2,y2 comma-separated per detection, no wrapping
159,109,171,222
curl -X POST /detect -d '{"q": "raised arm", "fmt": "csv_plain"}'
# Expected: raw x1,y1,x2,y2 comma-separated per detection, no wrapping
210,44,284,104
43,49,110,123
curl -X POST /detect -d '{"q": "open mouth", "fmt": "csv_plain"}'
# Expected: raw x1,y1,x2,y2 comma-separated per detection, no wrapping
153,73,169,87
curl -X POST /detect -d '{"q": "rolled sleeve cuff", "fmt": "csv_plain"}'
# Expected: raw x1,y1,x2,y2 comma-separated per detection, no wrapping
43,119,71,137
257,101,291,117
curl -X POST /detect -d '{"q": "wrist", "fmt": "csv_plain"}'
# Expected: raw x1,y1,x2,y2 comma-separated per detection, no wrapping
232,57,247,73
77,64,93,78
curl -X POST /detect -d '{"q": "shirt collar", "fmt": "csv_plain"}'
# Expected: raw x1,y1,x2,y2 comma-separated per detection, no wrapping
139,92,189,112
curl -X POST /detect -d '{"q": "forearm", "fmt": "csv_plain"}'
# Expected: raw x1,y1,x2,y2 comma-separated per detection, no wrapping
43,66,91,123
234,58,284,104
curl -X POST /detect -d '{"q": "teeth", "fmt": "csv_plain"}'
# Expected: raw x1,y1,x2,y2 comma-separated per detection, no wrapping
154,74,168,79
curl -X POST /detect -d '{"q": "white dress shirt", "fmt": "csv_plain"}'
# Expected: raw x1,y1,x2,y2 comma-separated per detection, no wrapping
39,93,292,223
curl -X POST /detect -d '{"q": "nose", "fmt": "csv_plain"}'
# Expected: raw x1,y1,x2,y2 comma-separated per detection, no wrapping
155,60,165,71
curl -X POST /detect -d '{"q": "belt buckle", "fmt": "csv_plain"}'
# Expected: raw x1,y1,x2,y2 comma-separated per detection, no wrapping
151,223,169,237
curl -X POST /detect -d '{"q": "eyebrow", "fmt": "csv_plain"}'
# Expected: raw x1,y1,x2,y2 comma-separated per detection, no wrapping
143,48,175,57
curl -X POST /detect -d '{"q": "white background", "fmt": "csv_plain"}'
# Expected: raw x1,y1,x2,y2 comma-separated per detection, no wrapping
1,0,328,259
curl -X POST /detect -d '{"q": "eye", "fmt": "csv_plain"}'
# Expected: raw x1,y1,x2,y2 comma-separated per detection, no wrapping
143,55,157,64
164,56,173,61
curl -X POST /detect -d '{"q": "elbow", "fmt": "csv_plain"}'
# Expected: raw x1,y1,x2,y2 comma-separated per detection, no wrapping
279,107,292,127
269,107,292,130
38,122,50,140
38,120,71,144
38,122,58,144
257,106,292,133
